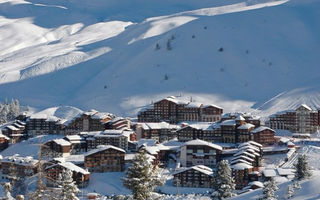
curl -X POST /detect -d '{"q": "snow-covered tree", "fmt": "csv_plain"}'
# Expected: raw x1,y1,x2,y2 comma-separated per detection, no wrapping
0,104,9,124
259,177,278,200
292,180,301,190
57,169,79,200
122,148,165,200
7,99,20,121
294,154,312,180
211,160,236,200
286,184,294,199
1,182,15,200
0,99,21,124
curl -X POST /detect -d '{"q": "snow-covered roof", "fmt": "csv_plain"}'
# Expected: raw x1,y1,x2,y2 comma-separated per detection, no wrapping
297,104,312,111
231,155,254,162
230,159,252,165
234,150,256,158
239,145,260,153
220,119,236,126
178,122,215,131
155,96,188,105
249,181,264,188
183,139,223,151
85,145,125,156
235,115,245,121
173,165,213,176
2,155,38,166
54,155,84,164
251,126,274,133
231,163,253,170
30,113,47,119
239,141,262,148
65,135,82,141
53,139,71,146
0,133,10,140
47,161,89,175
185,102,202,108
6,125,19,131
237,123,255,130
262,169,277,177
45,116,60,122
202,104,223,109
92,112,113,120
145,146,160,155
137,139,158,148
140,122,179,130
277,168,295,176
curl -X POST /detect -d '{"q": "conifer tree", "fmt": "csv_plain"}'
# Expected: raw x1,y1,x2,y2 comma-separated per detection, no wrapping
1,182,15,200
57,169,80,200
294,154,312,180
259,177,278,200
286,184,294,199
122,148,164,200
211,160,236,200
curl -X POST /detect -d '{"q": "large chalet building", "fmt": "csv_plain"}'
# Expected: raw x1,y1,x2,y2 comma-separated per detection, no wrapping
173,165,214,188
26,114,65,136
1,155,39,179
84,145,125,172
65,110,114,135
45,161,90,187
266,104,320,134
137,96,223,124
135,122,180,142
176,113,274,145
180,139,223,167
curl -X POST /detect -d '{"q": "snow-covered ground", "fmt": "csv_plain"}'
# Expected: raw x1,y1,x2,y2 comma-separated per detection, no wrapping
0,0,319,117
0,135,63,158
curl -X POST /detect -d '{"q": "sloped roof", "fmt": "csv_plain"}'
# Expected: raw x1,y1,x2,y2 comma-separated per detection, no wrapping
237,123,255,130
251,126,274,133
85,145,125,156
47,161,89,175
173,165,214,176
231,162,253,170
183,139,223,151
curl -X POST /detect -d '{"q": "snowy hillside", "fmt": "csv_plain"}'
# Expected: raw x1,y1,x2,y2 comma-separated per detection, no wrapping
0,0,319,116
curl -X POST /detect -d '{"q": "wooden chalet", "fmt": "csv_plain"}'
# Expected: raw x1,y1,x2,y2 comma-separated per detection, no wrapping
251,126,275,145
45,161,90,187
1,155,38,179
84,145,125,172
180,139,222,167
173,165,214,188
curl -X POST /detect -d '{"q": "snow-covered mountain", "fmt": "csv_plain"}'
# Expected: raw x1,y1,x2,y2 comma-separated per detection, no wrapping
0,0,319,117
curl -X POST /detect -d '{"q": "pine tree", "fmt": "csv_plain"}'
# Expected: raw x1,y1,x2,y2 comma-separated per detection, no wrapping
122,148,165,200
57,169,80,200
211,160,236,200
259,177,278,200
294,154,312,180
292,180,301,190
1,182,15,200
7,99,20,121
286,184,294,199
0,104,9,124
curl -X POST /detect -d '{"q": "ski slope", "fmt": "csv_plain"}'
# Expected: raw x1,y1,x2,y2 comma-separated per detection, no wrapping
0,0,319,117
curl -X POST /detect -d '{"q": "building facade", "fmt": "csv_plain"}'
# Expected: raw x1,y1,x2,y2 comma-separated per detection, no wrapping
180,139,222,167
84,145,125,172
137,96,223,124
173,165,214,188
267,104,320,134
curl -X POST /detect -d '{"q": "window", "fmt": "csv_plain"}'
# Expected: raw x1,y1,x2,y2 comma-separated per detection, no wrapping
197,149,204,154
